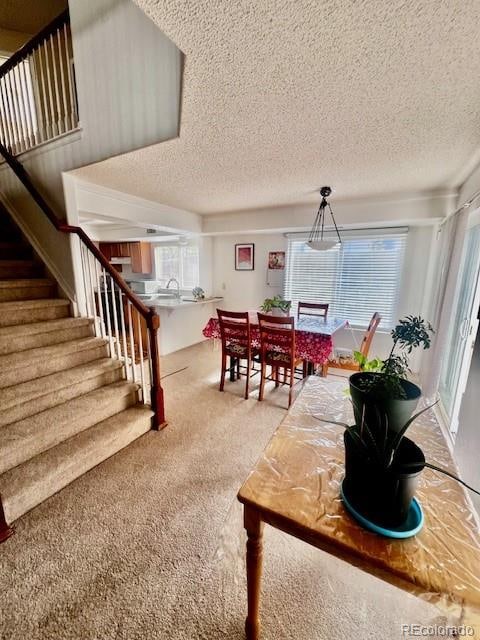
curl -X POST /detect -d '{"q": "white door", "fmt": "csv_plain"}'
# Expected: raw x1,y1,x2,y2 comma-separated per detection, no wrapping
438,211,480,436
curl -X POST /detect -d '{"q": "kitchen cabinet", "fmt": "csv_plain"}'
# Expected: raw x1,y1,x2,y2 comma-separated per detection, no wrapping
99,242,153,274
130,242,152,274
99,242,113,261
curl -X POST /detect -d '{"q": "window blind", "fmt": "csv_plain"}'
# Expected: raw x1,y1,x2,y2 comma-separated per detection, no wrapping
284,230,407,328
154,245,199,289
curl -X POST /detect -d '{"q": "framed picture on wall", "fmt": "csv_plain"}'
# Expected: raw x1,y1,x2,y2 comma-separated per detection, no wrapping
235,243,255,270
268,251,285,270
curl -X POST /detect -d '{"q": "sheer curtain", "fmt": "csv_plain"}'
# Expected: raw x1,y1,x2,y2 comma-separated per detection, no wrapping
421,209,469,398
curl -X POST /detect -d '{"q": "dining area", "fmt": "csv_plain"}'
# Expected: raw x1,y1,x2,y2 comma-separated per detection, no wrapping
202,301,381,407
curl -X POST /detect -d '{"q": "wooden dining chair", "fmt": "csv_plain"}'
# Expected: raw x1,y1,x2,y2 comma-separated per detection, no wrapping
324,312,381,375
257,313,304,408
297,302,329,376
297,302,329,320
217,309,257,399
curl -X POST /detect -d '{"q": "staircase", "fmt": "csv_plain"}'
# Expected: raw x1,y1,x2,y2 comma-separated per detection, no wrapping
0,209,153,540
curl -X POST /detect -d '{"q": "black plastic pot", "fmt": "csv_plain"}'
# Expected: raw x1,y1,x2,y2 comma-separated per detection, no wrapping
343,430,425,528
349,372,422,435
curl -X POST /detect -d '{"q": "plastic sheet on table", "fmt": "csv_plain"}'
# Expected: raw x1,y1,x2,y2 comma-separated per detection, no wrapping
215,377,480,637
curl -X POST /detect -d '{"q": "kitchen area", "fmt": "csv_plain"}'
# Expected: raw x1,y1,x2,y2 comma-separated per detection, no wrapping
97,239,222,356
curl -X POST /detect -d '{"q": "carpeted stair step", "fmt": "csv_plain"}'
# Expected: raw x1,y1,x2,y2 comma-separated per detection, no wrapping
0,337,109,388
0,260,40,279
0,242,32,260
0,403,153,524
0,278,56,302
0,317,94,355
0,298,70,326
0,358,124,427
0,380,139,475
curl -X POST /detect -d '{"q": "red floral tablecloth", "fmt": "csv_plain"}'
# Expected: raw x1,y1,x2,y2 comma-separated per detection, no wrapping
202,315,348,365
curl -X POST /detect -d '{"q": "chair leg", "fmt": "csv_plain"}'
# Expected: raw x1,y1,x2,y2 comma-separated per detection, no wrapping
245,356,250,400
274,366,279,388
320,362,328,377
237,358,240,379
220,352,227,391
303,361,308,378
258,362,266,401
288,367,294,408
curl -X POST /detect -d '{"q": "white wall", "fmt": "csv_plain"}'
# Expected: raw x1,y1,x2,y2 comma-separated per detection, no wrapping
203,191,455,235
211,226,436,369
212,233,287,311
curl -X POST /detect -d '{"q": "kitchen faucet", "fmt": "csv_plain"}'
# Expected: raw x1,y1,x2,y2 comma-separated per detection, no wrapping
166,277,180,299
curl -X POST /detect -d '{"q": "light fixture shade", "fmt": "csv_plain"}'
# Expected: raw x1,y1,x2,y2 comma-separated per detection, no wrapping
307,239,339,251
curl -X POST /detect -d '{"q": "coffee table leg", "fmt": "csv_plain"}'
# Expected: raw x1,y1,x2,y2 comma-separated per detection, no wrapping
244,505,264,640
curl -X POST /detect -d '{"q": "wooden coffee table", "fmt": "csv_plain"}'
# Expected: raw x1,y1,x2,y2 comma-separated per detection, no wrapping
237,377,480,639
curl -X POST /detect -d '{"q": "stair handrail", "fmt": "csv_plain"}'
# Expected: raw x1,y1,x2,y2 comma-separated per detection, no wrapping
0,141,166,429
0,9,70,79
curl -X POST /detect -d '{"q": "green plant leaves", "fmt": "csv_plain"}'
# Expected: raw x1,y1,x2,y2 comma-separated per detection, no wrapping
354,315,434,399
391,315,435,354
260,295,291,313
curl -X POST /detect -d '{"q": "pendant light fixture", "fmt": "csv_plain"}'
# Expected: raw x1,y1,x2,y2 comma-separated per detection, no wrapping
307,186,342,251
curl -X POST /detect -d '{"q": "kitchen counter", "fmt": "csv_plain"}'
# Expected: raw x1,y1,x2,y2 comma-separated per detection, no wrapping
144,296,223,310
140,296,223,355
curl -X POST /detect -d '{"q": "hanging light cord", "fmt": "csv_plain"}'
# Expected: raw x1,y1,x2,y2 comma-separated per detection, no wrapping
308,198,327,243
327,202,342,245
308,187,342,245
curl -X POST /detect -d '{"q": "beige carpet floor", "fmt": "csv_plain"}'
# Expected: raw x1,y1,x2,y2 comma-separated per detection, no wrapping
0,341,447,640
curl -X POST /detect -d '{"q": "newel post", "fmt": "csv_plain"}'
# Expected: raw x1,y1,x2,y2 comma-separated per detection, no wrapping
147,311,167,430
0,495,13,543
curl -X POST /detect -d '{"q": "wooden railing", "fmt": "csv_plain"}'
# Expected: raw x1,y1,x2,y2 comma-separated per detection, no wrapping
0,141,166,429
0,10,78,155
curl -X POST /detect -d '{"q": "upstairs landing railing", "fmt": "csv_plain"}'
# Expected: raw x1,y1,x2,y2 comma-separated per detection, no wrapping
0,141,166,430
0,9,78,156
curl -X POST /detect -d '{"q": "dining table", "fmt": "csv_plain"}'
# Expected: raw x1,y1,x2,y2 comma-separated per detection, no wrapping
237,376,480,639
202,311,348,379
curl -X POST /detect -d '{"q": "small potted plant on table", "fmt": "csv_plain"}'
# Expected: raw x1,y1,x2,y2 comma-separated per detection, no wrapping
260,295,292,316
342,315,435,530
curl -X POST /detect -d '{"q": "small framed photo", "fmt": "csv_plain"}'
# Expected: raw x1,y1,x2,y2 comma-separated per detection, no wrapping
235,243,255,270
268,251,285,270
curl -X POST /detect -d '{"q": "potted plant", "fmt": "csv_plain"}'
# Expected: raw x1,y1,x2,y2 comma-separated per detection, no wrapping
349,315,434,434
337,315,435,529
341,404,433,528
260,295,292,316
330,400,479,531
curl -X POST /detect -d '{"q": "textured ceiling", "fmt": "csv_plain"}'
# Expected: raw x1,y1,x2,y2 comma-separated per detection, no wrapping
0,0,67,34
72,0,480,214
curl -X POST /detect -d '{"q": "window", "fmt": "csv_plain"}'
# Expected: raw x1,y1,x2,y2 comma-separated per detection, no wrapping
154,244,200,289
284,229,407,328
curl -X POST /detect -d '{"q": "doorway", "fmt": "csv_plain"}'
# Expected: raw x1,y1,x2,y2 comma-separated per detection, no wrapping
438,210,480,436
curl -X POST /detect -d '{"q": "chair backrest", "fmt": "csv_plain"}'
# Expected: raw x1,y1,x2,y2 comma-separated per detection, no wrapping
217,309,251,353
298,302,329,320
359,312,381,358
257,312,295,363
